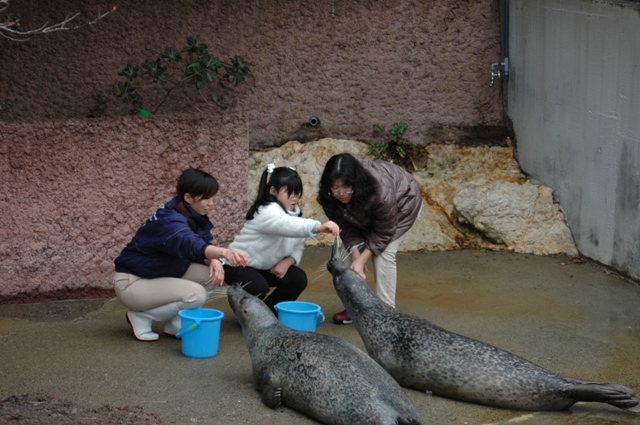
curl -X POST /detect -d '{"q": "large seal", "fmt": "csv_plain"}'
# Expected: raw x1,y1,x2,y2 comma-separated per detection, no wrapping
227,284,422,425
326,256,640,413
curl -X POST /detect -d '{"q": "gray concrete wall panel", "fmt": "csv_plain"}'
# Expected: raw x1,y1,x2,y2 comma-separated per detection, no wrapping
508,0,640,280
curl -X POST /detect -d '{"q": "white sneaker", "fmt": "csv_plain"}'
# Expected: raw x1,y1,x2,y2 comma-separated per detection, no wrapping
126,311,159,341
164,314,181,338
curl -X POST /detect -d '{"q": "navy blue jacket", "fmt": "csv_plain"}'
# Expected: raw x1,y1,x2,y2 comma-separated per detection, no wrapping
114,197,214,279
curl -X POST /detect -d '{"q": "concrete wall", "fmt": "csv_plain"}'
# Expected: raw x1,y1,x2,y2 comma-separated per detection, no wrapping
0,114,249,302
507,0,640,280
0,0,505,148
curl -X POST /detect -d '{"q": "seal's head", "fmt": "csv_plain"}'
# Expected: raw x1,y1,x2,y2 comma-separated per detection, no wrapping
326,256,382,310
326,256,352,292
227,284,279,332
326,255,348,274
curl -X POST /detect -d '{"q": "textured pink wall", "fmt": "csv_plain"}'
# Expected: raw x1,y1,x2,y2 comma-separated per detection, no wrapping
0,114,249,302
0,0,505,148
0,0,505,301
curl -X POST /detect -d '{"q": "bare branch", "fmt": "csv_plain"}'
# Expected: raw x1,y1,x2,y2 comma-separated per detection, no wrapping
0,1,117,41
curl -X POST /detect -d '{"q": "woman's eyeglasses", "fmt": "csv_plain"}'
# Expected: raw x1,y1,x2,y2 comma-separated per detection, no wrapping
329,190,354,197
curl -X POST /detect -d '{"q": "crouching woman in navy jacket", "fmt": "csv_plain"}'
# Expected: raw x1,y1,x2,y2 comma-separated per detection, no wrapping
113,168,248,341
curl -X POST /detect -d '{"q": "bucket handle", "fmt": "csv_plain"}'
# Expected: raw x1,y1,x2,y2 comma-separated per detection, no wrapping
316,311,325,327
175,319,201,339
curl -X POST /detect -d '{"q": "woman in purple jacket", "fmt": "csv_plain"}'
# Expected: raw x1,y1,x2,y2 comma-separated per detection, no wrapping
114,168,248,341
318,153,422,324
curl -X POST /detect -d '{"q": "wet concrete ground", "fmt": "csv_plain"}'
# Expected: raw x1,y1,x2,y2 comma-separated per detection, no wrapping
1,248,639,425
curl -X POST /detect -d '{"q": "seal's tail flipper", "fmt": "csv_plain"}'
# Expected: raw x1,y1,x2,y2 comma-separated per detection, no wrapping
567,379,640,412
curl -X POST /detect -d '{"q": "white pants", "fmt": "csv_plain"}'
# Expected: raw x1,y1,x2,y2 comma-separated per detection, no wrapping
368,205,420,307
348,233,406,308
372,234,405,308
114,263,212,311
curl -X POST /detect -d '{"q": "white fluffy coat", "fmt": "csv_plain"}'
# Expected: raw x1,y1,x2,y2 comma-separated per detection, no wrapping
227,202,320,270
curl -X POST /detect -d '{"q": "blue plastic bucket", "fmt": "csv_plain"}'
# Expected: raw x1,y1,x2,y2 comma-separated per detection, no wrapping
274,301,325,332
176,308,224,358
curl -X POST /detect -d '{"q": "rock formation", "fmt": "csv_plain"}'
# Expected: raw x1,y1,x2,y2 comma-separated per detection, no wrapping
248,138,578,256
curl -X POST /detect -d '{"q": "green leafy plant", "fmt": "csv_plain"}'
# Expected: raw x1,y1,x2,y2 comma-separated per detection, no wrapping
0,99,15,112
113,34,254,115
369,122,428,171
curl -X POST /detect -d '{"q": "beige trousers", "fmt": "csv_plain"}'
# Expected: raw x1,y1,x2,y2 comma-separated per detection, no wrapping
372,234,406,308
346,233,406,308
114,263,212,311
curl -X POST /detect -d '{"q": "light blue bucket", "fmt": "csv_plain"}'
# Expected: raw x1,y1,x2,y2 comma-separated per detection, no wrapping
176,308,224,358
274,301,325,332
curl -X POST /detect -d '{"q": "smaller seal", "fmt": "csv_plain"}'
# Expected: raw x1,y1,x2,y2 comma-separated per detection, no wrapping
327,256,640,413
227,284,422,425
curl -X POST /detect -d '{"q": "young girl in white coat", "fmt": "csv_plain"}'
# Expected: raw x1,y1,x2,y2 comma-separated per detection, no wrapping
223,164,339,312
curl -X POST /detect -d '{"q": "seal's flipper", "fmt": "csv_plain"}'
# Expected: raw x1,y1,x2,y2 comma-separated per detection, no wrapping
398,417,423,425
261,384,282,409
566,379,639,412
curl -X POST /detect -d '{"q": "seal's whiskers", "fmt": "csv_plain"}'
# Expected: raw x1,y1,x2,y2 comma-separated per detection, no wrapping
207,282,252,300
206,286,229,301
331,246,350,264
311,268,328,283
313,246,351,283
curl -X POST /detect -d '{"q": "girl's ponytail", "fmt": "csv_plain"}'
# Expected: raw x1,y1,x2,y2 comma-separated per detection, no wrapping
246,168,272,220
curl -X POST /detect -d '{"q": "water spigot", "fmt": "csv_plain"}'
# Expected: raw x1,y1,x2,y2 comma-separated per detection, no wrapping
490,65,502,87
489,58,509,87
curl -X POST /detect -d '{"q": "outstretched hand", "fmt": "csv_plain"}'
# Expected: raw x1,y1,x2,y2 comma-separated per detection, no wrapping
315,221,340,236
225,249,249,266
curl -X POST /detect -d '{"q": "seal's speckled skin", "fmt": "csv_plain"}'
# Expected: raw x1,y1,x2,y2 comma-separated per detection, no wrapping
227,285,422,425
326,257,640,413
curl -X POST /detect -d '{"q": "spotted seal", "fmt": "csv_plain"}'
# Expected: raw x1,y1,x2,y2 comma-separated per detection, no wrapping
227,284,422,425
326,256,640,413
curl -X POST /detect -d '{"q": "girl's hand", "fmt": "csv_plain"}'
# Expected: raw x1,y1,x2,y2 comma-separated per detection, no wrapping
323,221,340,236
314,221,340,236
270,257,295,279
224,249,249,266
209,259,225,286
